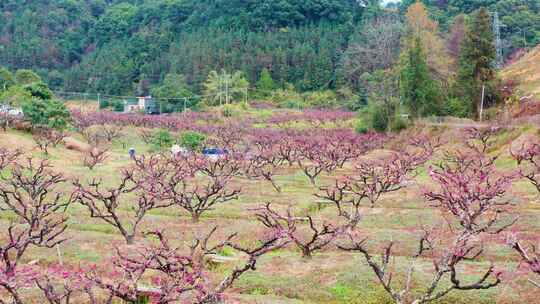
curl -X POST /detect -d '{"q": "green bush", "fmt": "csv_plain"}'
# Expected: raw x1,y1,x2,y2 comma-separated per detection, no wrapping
180,131,206,151
271,84,303,108
281,99,304,109
22,97,70,130
0,85,32,107
444,97,471,118
111,100,124,112
390,115,409,132
303,90,338,108
356,100,400,133
370,103,391,132
150,129,174,151
354,116,369,134
23,82,53,100
99,99,110,109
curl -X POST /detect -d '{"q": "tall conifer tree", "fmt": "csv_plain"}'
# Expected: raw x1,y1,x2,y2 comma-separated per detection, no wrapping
455,7,496,119
256,68,275,97
400,36,441,118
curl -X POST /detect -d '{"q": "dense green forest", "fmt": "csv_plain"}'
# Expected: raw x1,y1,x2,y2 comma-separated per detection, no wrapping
0,0,539,97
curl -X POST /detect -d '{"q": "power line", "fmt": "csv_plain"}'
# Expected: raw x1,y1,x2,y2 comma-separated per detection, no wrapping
492,11,504,70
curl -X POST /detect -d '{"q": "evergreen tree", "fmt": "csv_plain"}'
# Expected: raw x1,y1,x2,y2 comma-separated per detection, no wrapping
136,74,150,96
0,67,14,92
400,36,441,118
151,73,194,112
255,68,275,98
455,7,496,119
22,98,70,130
14,69,41,85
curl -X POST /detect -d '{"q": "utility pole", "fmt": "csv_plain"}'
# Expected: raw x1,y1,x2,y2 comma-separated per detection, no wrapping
97,93,101,107
479,84,486,122
225,73,229,105
183,97,187,114
219,73,223,106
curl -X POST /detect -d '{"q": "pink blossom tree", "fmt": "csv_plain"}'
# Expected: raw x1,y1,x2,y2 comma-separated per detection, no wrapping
464,126,501,153
294,135,337,186
35,265,97,304
0,148,21,170
511,142,540,192
0,157,70,303
317,152,418,226
338,151,515,304
253,203,343,258
72,155,175,244
82,147,109,170
33,129,66,155
85,227,287,304
243,134,284,192
159,156,241,223
509,141,540,287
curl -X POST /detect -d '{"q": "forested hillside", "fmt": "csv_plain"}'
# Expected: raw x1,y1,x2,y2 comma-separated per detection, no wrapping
0,0,539,96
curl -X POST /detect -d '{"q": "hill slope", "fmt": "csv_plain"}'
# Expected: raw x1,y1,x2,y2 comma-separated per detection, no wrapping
502,45,540,98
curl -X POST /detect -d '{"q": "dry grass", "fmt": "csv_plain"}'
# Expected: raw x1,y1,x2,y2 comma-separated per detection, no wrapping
502,44,540,99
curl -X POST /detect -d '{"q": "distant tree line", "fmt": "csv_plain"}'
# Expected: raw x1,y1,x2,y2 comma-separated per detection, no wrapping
0,0,537,98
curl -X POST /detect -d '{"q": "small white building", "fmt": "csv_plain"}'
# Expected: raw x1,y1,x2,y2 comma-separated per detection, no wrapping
124,96,159,114
0,104,23,118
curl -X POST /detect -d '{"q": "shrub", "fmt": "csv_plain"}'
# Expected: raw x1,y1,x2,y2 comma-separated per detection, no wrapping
180,131,206,151
14,69,41,85
23,82,53,100
271,84,303,108
354,116,369,134
357,100,399,133
99,99,110,109
0,85,32,107
369,103,392,132
281,99,304,109
303,90,338,108
444,97,471,118
22,97,70,130
390,115,409,132
111,100,124,112
150,129,174,151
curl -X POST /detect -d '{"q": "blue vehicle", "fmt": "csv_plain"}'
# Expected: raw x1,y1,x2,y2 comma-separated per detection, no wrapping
202,148,228,160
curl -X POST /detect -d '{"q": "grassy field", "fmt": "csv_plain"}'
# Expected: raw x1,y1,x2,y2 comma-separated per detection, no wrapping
1,119,540,303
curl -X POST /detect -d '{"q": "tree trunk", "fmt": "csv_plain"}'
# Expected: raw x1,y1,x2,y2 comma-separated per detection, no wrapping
269,179,282,193
308,176,317,186
3,284,23,304
301,248,312,259
125,234,135,245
